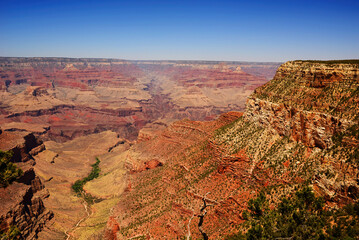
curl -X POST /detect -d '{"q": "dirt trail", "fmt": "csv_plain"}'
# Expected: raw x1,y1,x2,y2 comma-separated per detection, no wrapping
65,200,92,240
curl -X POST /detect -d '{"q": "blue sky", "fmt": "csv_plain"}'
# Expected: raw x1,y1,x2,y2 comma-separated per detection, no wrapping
0,0,358,61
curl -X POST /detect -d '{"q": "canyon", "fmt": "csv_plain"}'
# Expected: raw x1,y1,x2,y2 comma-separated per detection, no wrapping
1,58,358,239
0,58,279,142
0,57,279,239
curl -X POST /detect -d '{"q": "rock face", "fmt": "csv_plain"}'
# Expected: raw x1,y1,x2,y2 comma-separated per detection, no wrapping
0,131,45,163
0,171,53,239
274,60,359,88
0,130,53,239
245,60,359,148
244,98,351,148
0,57,280,142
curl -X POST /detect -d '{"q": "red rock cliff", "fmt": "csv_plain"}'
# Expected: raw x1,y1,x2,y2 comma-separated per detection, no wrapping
244,60,359,148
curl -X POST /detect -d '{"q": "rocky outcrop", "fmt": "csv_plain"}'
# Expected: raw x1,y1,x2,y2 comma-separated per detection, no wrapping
244,97,351,148
0,130,52,239
0,130,44,163
274,60,359,88
245,60,359,148
0,170,53,239
130,159,163,173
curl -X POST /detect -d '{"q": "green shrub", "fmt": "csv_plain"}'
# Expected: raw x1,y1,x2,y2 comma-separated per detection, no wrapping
0,150,23,187
72,157,100,194
0,225,21,239
226,186,359,240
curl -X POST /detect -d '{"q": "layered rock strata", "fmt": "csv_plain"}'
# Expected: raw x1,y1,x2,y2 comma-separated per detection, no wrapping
0,130,53,239
0,57,280,142
245,60,359,148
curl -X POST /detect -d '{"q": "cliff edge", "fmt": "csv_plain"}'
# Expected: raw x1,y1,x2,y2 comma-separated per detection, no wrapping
245,60,359,148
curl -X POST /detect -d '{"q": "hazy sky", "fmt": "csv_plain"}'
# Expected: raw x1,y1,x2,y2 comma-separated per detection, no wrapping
0,0,358,61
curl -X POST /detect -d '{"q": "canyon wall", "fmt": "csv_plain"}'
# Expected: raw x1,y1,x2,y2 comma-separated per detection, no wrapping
245,60,359,148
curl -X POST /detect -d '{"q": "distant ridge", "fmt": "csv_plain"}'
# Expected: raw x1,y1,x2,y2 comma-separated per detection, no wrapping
0,56,282,65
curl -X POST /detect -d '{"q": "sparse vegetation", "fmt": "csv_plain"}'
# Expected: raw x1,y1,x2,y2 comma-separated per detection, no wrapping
215,117,242,136
0,150,23,188
0,225,21,240
226,186,359,240
331,124,359,165
72,157,102,204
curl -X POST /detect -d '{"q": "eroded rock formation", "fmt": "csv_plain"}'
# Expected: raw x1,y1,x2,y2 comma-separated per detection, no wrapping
245,60,359,148
0,130,53,239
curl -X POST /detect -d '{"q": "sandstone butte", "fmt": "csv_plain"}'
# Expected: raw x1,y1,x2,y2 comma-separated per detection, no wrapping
0,58,358,239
